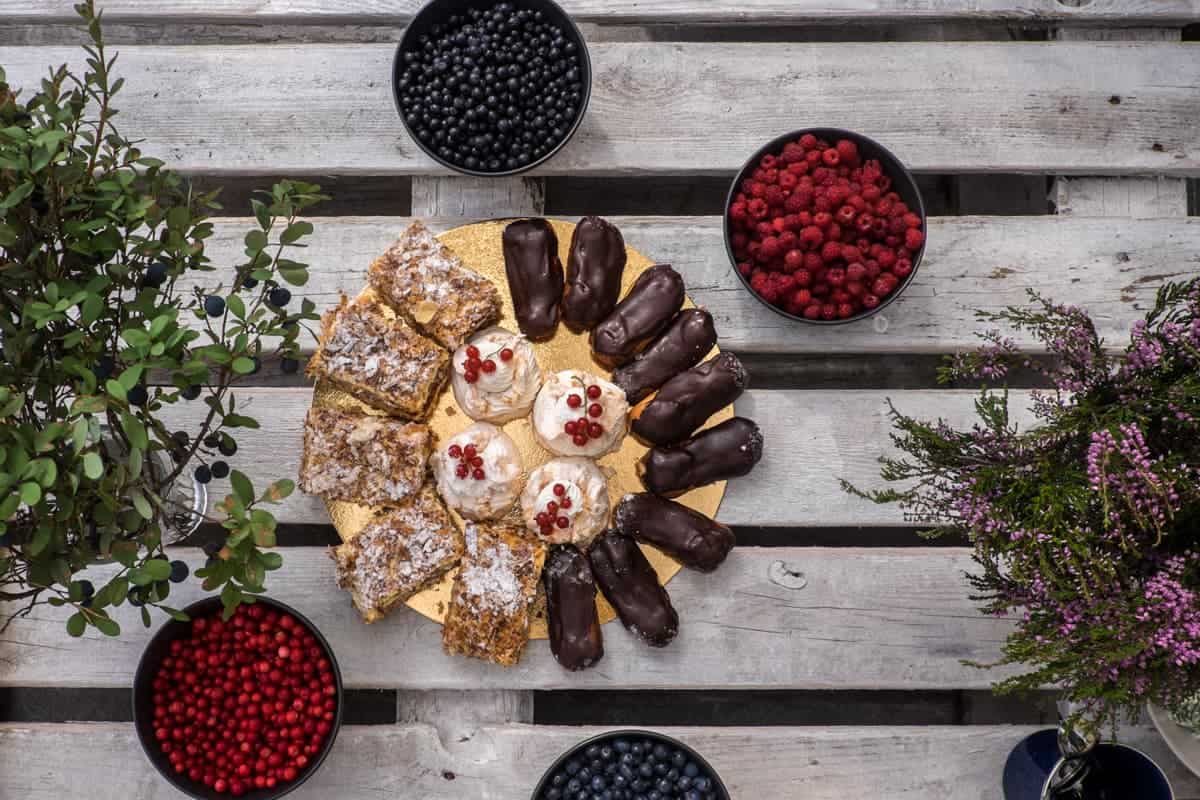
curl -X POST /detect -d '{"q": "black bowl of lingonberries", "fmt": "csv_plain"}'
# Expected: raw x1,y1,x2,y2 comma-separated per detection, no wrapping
133,597,343,800
531,730,731,800
724,128,927,324
393,0,592,176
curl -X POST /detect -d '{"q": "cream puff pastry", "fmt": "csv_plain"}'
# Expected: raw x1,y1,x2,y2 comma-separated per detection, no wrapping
532,370,629,458
450,326,542,424
432,422,524,521
521,457,610,546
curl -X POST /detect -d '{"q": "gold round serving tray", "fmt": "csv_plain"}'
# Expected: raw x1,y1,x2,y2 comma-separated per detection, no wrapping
313,219,730,638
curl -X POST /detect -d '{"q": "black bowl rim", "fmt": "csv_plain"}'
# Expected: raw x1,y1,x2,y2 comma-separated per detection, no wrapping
530,728,731,800
722,126,928,326
132,595,345,800
391,0,593,178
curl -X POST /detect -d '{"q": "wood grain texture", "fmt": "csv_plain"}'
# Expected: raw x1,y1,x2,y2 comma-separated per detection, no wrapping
3,722,1199,800
4,43,1198,175
185,215,1200,355
0,547,1018,690
147,387,1027,527
411,177,545,217
3,0,1198,24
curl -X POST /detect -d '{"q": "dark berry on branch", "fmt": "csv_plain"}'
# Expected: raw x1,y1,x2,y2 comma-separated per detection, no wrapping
218,438,237,457
280,357,300,374
210,461,230,479
203,295,226,317
268,287,292,307
169,560,189,583
194,465,212,484
127,385,149,407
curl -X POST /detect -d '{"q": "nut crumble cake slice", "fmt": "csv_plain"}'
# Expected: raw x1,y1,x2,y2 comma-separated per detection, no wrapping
299,406,431,507
329,485,464,623
442,521,546,666
368,220,502,350
307,294,449,420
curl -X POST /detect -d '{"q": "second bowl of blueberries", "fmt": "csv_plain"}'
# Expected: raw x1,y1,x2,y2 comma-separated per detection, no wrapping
532,730,730,800
393,0,592,176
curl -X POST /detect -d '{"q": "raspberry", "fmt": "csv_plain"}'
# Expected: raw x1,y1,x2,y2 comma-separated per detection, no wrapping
835,139,859,165
831,289,851,304
803,252,823,272
760,154,778,169
747,198,769,219
792,289,812,308
872,276,897,297
865,261,881,280
893,258,913,278
786,160,809,176
781,143,805,164
803,303,821,320
799,133,817,149
878,175,893,191
811,281,830,297
793,269,811,286
755,221,774,238
826,184,850,206
806,150,822,166
846,280,865,297
778,230,798,250
904,228,925,251
874,197,893,216
837,302,855,319
785,191,809,213
778,171,798,190
827,223,843,242
798,211,813,226
813,194,833,213
846,262,867,282
729,201,749,222
821,148,840,166
812,167,831,185
760,236,783,260
737,261,753,277
856,213,875,234
772,216,788,234
836,205,857,226
799,225,824,249
784,214,803,232
784,250,804,272
821,241,842,262
750,271,769,292
826,267,846,288
813,212,833,230
848,194,867,212
877,249,896,269
841,246,862,264
821,303,837,321
862,185,881,201
748,181,767,199
887,216,907,235
764,185,784,207
862,294,881,309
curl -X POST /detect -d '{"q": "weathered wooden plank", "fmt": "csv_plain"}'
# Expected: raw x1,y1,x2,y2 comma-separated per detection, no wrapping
0,547,1017,690
411,177,545,218
4,723,1198,800
187,215,1200,355
3,0,1198,24
4,43,1197,175
148,388,1028,528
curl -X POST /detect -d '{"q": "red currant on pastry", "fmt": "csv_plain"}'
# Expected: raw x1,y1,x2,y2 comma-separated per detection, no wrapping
586,384,601,400
499,348,514,362
480,359,496,374
566,393,582,409
587,403,602,418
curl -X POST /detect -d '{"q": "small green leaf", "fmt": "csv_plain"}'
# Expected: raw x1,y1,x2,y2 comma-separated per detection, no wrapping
130,489,152,520
230,470,254,507
143,558,172,581
260,551,283,570
94,615,120,637
140,606,152,627
105,379,127,402
120,412,149,450
280,221,313,245
227,293,246,320
19,482,41,506
66,613,86,637
264,479,294,502
251,199,271,231
244,230,268,252
231,357,256,375
82,451,103,480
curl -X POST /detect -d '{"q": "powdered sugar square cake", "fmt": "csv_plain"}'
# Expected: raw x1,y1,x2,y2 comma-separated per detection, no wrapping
307,294,449,420
442,521,546,666
299,406,431,507
330,485,464,623
368,220,501,350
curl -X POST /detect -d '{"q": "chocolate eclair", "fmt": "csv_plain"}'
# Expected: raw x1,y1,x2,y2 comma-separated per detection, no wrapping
612,308,717,405
563,216,626,332
639,417,763,497
590,263,685,369
544,545,604,671
588,530,678,648
632,352,748,446
614,493,735,573
503,218,563,340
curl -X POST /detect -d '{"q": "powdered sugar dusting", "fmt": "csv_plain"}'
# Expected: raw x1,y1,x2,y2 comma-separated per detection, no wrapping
300,407,430,506
458,523,529,615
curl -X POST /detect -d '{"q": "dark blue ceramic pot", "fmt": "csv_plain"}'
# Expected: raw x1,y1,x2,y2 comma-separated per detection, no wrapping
1003,729,1174,800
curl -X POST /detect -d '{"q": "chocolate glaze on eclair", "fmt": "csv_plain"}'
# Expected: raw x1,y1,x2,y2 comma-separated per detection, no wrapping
544,545,605,671
614,493,735,573
588,530,678,648
503,218,563,340
631,352,748,446
639,417,763,497
590,263,684,369
563,216,626,332
612,308,717,405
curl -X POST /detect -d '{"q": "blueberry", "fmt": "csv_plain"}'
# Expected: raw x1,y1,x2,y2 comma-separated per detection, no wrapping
204,295,226,317
211,460,230,479
590,758,604,772
566,779,581,793
194,465,212,484
545,790,561,800
590,776,606,791
93,355,115,380
180,384,202,400
565,760,581,776
656,780,673,794
218,438,237,457
169,560,189,583
127,384,148,407
171,430,190,449
203,434,221,449
653,745,669,761
692,777,710,791
77,579,95,599
577,767,592,782
585,745,601,760
201,541,222,558
670,751,686,768
268,287,292,307
600,746,614,762
684,792,702,800
638,764,653,779
677,776,692,790
144,261,169,288
242,275,259,289
667,768,679,781
280,357,300,375
654,763,668,776
684,764,699,778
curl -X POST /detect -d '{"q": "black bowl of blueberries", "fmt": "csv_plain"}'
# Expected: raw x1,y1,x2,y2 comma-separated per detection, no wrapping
532,730,730,800
393,0,591,176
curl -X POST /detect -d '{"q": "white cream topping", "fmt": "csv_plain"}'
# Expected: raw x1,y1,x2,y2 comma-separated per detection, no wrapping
520,457,609,546
532,370,629,458
433,422,524,521
451,327,542,424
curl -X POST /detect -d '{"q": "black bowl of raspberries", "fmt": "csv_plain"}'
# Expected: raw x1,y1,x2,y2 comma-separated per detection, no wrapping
724,128,927,324
133,596,343,799
393,0,592,176
532,730,730,800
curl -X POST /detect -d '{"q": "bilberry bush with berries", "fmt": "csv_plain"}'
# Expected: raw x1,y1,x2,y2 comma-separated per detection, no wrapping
0,2,324,637
847,279,1200,735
